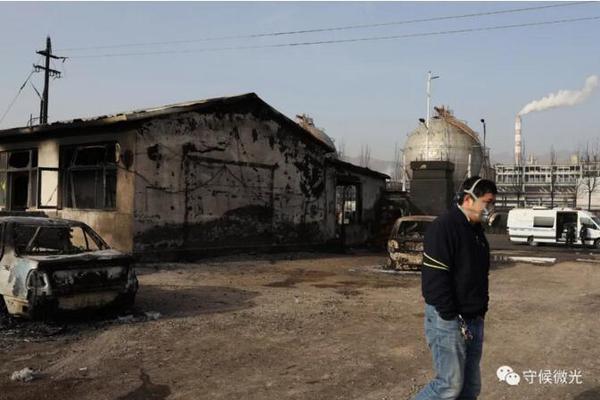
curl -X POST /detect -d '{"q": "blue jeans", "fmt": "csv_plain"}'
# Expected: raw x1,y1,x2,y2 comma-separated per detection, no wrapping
413,304,484,400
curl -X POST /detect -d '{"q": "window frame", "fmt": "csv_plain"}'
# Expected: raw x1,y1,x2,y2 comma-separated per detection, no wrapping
59,142,118,211
0,148,39,210
37,167,60,209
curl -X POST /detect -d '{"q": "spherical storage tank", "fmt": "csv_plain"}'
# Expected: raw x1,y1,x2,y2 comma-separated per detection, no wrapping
403,107,483,191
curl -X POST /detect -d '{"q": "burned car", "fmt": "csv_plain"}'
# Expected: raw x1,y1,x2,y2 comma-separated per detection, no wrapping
386,215,436,271
0,217,138,318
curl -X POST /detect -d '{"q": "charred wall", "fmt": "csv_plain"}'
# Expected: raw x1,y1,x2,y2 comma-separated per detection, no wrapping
132,110,333,257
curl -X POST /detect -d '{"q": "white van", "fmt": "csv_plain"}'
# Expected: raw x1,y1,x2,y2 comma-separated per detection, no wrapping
507,207,600,248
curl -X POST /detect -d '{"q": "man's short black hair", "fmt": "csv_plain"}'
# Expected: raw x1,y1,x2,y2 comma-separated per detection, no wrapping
458,176,497,205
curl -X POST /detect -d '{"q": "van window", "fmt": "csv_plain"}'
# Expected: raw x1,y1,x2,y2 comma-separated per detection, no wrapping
581,217,599,229
533,216,554,228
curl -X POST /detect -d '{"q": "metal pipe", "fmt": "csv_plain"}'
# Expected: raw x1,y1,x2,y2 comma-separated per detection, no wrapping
425,71,439,160
402,153,406,191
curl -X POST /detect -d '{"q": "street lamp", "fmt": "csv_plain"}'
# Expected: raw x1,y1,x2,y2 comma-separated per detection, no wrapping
480,118,486,150
425,71,440,160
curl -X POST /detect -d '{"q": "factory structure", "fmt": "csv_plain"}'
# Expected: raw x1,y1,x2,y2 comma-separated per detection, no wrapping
394,73,600,215
492,115,600,211
396,105,488,215
396,106,600,215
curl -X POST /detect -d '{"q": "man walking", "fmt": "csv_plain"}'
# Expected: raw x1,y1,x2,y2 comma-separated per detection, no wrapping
413,176,497,400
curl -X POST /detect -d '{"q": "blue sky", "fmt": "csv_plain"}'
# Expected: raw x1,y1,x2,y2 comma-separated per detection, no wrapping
1,1,599,164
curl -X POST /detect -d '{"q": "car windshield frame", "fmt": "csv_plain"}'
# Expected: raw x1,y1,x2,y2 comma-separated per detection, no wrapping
13,222,109,256
396,220,431,237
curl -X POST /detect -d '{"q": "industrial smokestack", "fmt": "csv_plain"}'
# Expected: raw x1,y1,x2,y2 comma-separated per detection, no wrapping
515,115,522,166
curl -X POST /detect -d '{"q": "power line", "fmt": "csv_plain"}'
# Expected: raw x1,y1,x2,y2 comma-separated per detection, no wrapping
57,1,596,52
0,69,36,126
66,15,600,59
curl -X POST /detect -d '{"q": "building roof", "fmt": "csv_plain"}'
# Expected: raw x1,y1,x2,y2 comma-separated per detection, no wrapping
434,106,481,145
328,158,390,180
0,93,336,152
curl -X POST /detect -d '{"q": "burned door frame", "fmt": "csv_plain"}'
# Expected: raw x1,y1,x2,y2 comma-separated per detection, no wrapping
335,175,362,247
182,153,277,250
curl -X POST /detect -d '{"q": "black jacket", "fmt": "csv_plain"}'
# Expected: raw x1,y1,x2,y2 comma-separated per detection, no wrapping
421,204,490,320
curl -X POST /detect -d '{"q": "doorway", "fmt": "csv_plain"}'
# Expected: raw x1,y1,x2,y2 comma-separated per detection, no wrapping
9,171,29,211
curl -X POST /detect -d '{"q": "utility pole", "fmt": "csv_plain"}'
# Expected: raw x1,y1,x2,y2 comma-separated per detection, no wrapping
425,71,439,160
34,36,64,125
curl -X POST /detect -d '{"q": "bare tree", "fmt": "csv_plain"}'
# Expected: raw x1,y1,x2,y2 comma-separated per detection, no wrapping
359,144,371,168
392,143,403,182
579,140,600,211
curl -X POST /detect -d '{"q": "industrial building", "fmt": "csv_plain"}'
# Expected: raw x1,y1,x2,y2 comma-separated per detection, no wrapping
403,106,485,191
401,106,486,215
499,113,600,211
0,93,389,259
494,156,600,211
494,160,580,209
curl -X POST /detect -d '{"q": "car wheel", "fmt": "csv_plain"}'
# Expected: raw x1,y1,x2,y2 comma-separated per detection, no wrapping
595,239,600,250
116,292,136,309
527,236,538,247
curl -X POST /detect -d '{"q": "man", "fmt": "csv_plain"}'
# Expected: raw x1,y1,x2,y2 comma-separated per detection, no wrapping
413,176,497,400
580,223,588,249
566,223,576,247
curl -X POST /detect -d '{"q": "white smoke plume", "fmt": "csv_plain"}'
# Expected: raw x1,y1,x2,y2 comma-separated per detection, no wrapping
518,75,599,116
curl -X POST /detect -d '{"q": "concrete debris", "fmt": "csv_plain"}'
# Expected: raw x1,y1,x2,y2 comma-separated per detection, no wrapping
506,256,556,265
117,315,135,323
492,254,557,265
144,311,161,320
373,266,421,275
117,312,162,323
576,258,600,264
10,367,38,382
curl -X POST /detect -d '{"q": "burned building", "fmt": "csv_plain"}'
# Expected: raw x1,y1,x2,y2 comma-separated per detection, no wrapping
0,93,388,259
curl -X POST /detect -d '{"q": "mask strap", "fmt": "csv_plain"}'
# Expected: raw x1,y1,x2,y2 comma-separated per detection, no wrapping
464,178,482,200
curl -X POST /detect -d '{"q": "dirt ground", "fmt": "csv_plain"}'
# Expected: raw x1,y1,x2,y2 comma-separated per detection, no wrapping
1,240,600,400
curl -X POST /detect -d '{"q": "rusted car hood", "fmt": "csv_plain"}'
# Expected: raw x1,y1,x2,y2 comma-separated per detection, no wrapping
24,250,133,269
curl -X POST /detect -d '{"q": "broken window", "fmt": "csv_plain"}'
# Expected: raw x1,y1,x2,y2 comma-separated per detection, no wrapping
0,149,38,211
335,183,361,225
14,223,106,255
60,143,117,209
